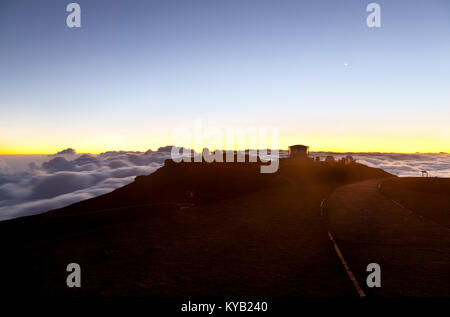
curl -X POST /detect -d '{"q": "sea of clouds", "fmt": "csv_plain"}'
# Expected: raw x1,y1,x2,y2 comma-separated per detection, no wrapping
0,148,449,221
0,147,175,221
311,152,450,178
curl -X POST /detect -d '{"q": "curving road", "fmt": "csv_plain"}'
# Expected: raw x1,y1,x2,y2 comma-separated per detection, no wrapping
326,178,450,296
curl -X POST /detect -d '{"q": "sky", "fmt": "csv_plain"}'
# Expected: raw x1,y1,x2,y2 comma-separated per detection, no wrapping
1,0,449,154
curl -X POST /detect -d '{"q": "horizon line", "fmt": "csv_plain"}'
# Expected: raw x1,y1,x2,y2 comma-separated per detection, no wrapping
1,149,448,156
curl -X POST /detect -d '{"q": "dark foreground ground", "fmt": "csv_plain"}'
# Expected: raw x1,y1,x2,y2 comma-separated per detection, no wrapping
0,159,448,297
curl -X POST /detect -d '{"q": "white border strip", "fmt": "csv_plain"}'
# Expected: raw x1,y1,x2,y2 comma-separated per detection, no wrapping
327,230,366,298
321,198,366,298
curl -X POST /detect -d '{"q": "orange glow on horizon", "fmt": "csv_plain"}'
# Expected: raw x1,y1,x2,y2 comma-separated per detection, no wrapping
1,136,448,155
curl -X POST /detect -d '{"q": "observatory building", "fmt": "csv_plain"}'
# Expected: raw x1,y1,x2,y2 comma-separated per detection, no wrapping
288,145,309,158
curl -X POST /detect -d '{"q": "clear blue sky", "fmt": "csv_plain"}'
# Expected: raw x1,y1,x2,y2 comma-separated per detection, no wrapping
1,0,449,153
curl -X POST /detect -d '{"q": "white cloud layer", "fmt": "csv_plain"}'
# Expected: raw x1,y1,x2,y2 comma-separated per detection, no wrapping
0,150,449,221
311,152,450,177
0,148,173,220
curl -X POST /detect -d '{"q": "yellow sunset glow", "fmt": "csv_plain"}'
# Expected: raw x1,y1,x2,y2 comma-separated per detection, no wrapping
1,135,448,155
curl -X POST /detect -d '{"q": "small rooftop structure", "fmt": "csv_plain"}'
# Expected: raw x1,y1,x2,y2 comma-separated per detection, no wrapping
288,145,309,157
341,155,356,165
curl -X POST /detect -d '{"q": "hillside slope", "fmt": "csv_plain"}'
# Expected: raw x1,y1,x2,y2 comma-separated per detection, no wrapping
0,158,392,296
